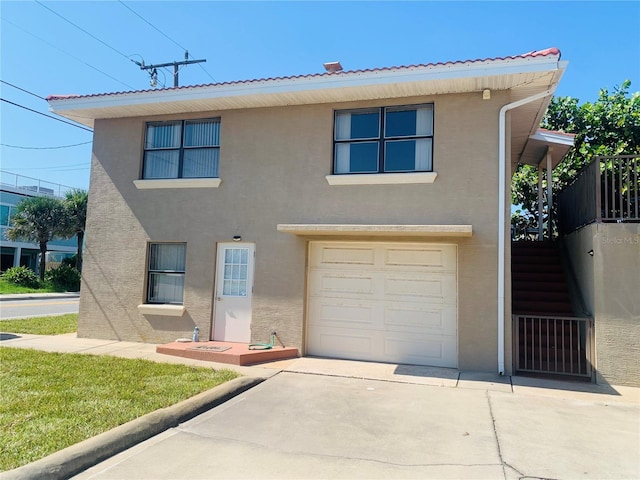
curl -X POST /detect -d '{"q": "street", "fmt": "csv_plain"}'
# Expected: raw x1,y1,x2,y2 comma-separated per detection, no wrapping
0,296,79,320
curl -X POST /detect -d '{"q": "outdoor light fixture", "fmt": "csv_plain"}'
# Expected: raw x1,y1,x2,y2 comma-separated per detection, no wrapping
232,235,242,242
588,249,594,256
483,89,491,100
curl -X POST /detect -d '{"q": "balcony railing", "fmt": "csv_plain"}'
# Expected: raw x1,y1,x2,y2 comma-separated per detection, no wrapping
557,155,639,235
513,315,594,378
0,170,76,198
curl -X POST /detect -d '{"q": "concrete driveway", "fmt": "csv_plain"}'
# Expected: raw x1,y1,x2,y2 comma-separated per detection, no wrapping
74,364,639,480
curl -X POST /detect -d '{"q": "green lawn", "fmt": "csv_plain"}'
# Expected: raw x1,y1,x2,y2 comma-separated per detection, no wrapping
0,348,240,471
0,279,64,294
0,314,78,335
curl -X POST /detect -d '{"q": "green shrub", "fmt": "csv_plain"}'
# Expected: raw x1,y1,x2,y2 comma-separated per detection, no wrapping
2,266,40,288
61,254,78,269
45,264,81,292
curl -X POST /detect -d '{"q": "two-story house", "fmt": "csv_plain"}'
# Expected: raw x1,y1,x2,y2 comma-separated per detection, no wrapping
47,48,569,375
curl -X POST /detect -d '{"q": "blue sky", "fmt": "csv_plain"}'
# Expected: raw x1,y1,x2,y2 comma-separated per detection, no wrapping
1,1,639,190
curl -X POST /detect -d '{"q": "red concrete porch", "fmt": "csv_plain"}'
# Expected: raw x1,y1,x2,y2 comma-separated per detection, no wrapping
156,340,299,366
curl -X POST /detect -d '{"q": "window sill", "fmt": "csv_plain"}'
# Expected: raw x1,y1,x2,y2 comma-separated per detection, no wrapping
325,172,437,186
133,178,221,189
137,304,186,316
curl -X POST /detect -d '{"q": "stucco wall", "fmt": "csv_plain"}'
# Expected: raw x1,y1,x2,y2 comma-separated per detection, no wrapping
563,223,640,387
79,90,511,373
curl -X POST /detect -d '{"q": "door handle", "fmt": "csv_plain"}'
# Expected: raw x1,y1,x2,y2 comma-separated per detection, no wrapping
217,297,222,301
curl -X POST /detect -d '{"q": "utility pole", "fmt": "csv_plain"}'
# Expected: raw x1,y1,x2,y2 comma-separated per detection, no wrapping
133,51,206,88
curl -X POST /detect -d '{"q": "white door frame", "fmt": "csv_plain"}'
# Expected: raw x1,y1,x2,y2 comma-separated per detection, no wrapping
212,242,255,342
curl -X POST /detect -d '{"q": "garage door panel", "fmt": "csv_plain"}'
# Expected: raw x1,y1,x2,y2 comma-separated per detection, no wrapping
307,242,458,368
309,299,375,327
384,304,457,336
383,274,456,302
310,329,374,357
318,273,374,295
384,246,456,272
312,246,375,268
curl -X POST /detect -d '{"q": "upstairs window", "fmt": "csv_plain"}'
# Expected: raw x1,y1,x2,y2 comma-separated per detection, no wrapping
334,104,433,174
147,243,186,304
143,119,220,179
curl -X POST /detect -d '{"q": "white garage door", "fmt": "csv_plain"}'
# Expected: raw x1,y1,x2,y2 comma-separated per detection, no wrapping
307,242,457,367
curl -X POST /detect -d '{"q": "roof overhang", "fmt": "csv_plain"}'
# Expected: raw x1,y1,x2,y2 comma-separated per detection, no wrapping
516,129,575,172
48,50,567,131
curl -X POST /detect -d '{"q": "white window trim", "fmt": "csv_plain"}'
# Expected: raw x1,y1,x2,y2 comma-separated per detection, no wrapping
134,178,222,189
325,172,437,186
137,304,186,316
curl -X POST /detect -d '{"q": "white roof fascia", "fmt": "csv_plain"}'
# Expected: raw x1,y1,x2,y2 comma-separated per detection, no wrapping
48,55,562,114
531,130,575,147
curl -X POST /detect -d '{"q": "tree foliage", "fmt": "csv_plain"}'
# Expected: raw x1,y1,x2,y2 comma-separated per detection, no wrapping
4,196,69,281
63,189,88,272
511,80,640,238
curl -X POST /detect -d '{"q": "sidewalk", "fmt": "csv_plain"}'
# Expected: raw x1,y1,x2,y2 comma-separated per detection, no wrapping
2,331,638,403
0,332,281,379
0,292,80,301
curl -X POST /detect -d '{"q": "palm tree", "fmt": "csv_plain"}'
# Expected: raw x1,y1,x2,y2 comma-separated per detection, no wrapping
4,196,69,281
64,189,88,272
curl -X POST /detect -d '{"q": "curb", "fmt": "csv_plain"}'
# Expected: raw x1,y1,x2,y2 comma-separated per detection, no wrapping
0,293,80,301
0,376,265,480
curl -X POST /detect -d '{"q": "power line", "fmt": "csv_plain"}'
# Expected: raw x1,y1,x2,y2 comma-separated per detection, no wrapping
0,80,46,100
0,98,93,133
4,162,90,170
117,0,217,84
1,141,92,150
118,0,186,51
34,0,134,63
1,17,136,90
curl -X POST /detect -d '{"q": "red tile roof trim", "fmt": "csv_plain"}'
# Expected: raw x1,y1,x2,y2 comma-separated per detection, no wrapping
46,48,561,102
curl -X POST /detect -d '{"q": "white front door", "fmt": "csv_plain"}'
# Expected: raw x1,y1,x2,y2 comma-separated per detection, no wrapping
213,243,255,343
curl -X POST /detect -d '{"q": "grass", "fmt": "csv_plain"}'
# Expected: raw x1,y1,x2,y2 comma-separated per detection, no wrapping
0,348,240,471
0,314,78,335
0,278,65,294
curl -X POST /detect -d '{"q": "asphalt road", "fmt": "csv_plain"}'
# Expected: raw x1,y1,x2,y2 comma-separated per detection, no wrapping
0,297,79,320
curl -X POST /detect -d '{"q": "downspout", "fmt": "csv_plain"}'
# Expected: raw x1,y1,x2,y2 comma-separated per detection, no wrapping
497,89,553,375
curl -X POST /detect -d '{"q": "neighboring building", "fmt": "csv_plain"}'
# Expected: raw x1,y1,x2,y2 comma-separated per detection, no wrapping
0,171,77,272
48,48,572,376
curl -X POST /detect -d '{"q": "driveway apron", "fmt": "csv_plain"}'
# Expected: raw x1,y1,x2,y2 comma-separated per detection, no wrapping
73,370,639,480
74,372,505,479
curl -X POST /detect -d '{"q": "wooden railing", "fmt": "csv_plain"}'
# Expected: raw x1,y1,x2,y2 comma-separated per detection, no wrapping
557,155,639,235
513,315,594,378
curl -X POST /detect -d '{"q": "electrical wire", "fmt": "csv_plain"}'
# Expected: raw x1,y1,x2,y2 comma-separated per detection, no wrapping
118,0,187,51
5,162,89,170
117,0,217,83
0,80,46,100
1,142,92,150
0,98,93,133
1,17,136,90
34,0,134,63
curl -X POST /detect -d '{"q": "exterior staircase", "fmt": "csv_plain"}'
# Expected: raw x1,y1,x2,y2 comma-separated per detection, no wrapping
511,241,573,315
511,241,592,379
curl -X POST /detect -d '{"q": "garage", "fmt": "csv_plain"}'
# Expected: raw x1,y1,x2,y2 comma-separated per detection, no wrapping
307,242,458,367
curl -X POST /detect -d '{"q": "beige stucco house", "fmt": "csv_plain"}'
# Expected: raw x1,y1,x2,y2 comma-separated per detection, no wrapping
48,48,570,375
